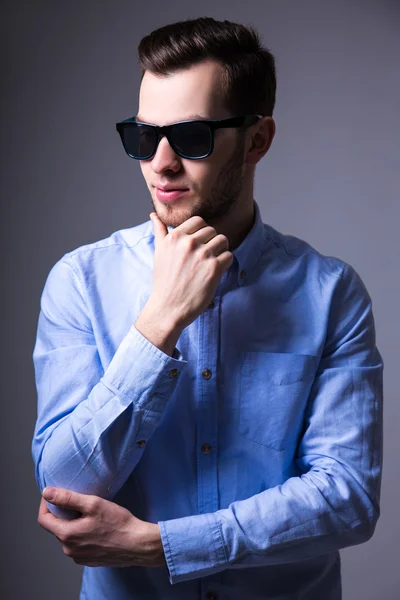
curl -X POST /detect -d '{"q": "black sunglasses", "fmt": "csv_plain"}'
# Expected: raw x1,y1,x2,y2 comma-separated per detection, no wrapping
115,114,263,160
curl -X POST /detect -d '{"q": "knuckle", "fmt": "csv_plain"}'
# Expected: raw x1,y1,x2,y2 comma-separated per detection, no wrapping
63,491,73,506
60,527,76,544
63,545,74,558
58,530,69,543
168,230,179,243
182,236,196,251
88,497,100,512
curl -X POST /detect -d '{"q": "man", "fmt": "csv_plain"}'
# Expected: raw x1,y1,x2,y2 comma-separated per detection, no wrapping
32,16,383,600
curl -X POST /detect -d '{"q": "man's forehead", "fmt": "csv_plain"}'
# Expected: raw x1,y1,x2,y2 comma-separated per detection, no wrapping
137,62,223,126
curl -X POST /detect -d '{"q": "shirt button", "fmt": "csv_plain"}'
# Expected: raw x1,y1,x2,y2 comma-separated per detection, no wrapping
202,369,212,380
168,369,179,378
206,593,218,600
137,440,146,448
240,269,246,279
201,443,212,454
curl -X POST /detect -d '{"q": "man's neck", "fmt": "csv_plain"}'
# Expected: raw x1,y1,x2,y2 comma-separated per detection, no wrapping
214,199,255,252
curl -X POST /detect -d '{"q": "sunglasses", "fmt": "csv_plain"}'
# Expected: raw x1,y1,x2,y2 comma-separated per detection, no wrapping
115,114,263,160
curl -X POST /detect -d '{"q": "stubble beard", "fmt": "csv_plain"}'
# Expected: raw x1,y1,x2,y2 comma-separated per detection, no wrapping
150,131,247,229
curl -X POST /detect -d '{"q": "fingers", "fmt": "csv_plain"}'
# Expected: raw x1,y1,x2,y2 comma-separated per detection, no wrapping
42,487,90,514
215,250,234,271
38,492,88,539
38,496,50,518
193,229,229,250
149,212,168,244
150,210,210,238
38,496,63,535
174,216,208,235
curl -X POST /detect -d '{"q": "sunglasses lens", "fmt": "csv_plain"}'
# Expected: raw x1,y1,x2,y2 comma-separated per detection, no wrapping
121,124,158,159
170,122,211,157
119,121,212,159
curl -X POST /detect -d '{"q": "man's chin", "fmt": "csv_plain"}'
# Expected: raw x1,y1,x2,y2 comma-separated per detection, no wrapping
153,200,200,228
163,215,194,228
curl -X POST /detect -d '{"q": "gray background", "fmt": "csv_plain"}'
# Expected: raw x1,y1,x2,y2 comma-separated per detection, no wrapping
1,1,399,598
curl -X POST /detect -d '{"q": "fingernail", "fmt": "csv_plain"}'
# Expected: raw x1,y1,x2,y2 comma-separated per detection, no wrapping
43,487,55,501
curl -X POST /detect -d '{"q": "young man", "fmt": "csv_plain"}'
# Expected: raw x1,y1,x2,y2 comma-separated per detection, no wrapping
32,16,383,600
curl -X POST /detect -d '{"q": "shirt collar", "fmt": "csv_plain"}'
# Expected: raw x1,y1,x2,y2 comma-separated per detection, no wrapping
232,199,266,286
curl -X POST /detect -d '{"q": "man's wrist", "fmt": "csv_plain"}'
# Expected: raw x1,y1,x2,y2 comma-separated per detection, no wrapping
135,301,183,357
146,523,166,566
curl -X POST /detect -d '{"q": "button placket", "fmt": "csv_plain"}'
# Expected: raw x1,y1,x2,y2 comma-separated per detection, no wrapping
196,293,220,515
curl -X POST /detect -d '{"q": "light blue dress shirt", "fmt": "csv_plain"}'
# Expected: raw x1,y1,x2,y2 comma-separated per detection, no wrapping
32,199,383,600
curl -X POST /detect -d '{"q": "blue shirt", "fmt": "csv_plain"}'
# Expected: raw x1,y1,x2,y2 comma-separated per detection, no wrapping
32,199,383,600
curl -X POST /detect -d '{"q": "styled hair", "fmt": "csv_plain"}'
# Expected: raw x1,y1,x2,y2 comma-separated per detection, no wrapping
137,16,277,118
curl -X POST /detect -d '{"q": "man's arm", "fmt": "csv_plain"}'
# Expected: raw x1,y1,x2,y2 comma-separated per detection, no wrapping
32,255,187,519
158,262,384,584
33,210,233,521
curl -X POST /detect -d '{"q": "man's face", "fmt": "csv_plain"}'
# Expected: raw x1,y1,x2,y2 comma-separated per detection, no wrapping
137,60,249,228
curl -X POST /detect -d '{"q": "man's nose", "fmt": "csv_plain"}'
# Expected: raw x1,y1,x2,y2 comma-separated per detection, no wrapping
150,135,181,172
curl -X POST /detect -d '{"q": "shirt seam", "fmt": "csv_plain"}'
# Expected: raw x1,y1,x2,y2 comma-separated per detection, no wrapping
263,229,348,274
160,521,176,580
66,231,155,258
213,513,229,564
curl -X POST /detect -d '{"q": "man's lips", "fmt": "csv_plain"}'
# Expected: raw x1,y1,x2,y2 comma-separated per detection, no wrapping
156,185,189,191
155,188,190,202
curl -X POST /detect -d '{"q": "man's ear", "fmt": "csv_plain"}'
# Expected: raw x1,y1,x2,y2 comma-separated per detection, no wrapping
245,117,276,165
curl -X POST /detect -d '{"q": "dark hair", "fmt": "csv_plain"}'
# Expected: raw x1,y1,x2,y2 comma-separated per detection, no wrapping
137,17,277,118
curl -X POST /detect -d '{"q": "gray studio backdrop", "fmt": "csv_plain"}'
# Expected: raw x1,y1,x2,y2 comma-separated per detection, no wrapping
1,1,399,599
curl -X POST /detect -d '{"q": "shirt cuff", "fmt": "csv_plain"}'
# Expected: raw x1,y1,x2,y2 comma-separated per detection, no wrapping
101,324,187,411
158,512,228,584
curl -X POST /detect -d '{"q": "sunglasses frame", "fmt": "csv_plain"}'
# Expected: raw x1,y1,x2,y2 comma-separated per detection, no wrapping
115,114,263,160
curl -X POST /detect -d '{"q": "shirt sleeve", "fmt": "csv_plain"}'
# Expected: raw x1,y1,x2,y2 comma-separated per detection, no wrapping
158,262,383,584
32,255,187,519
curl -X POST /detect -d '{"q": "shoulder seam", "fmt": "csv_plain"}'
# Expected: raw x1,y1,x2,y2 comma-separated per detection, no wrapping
265,230,323,258
264,230,320,259
65,230,154,259
263,229,347,280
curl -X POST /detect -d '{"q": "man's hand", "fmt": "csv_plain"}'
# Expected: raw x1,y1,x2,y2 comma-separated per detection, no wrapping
135,212,233,357
38,487,166,568
147,211,233,331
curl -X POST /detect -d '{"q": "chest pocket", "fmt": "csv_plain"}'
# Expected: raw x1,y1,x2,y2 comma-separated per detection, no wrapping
239,351,318,452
